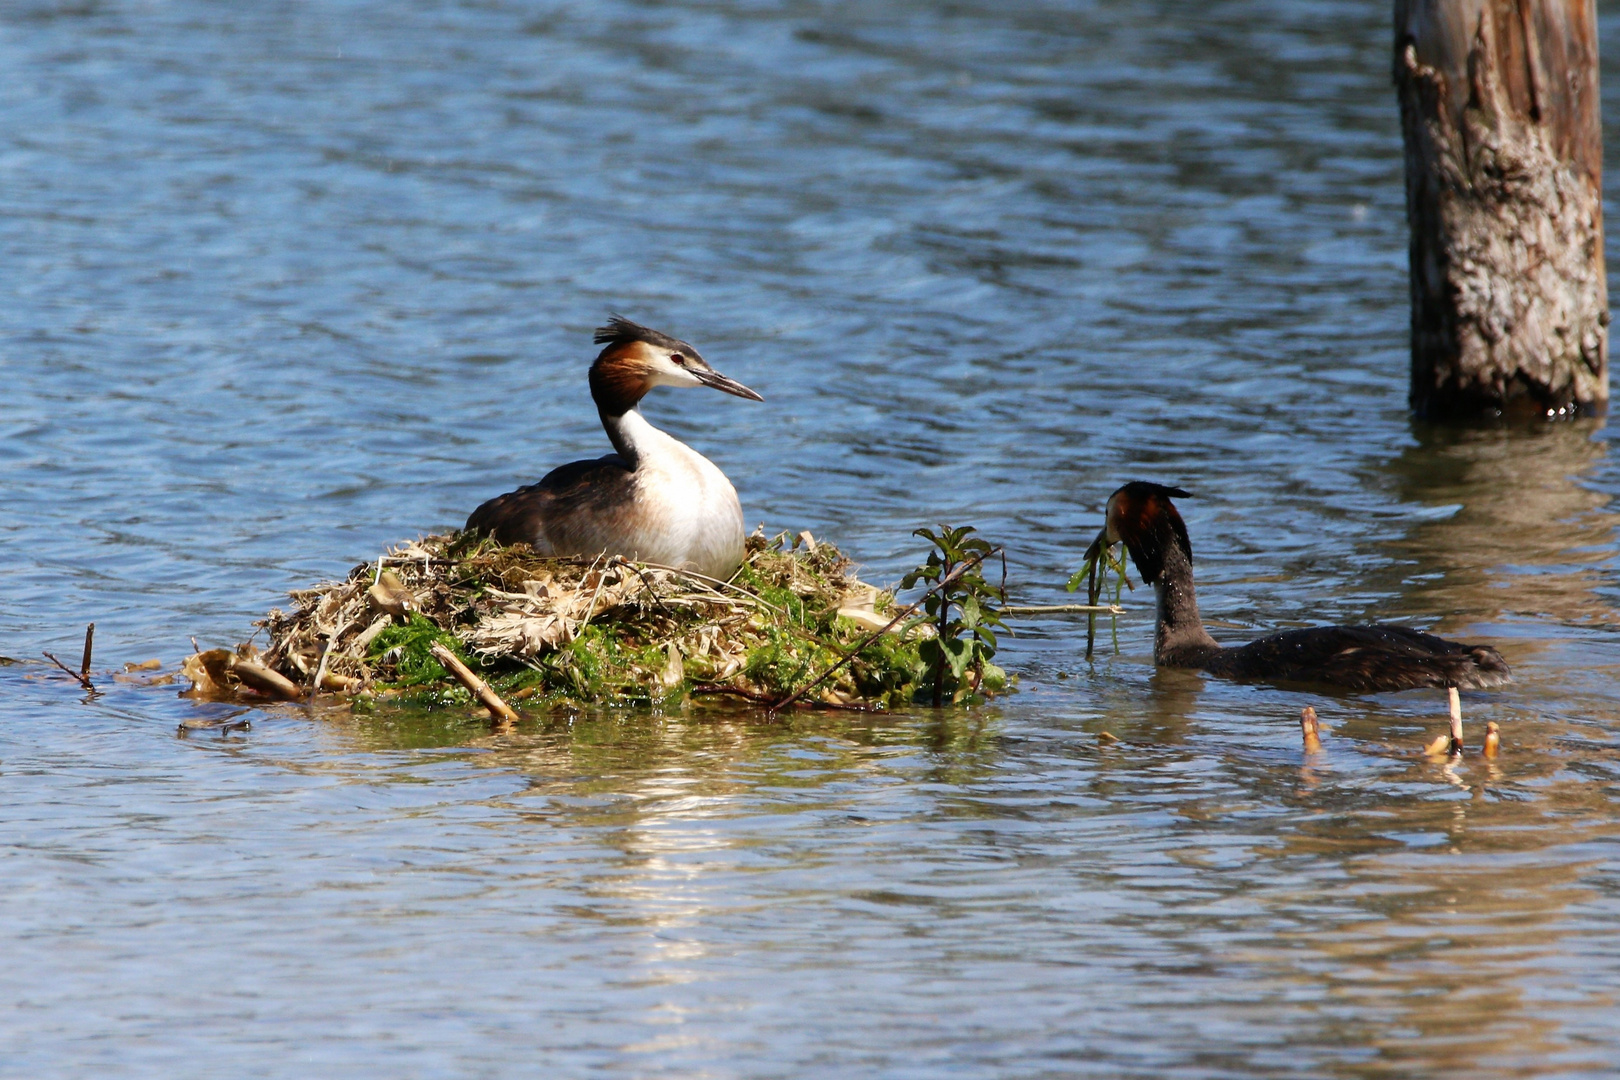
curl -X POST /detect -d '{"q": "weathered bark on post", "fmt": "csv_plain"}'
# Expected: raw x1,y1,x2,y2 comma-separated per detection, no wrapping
1395,0,1608,418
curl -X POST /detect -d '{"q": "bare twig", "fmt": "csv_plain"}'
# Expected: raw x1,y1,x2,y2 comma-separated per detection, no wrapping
575,554,610,633
230,657,302,701
769,546,999,715
308,630,338,704
429,642,519,725
80,623,94,677
1003,604,1125,615
43,651,95,691
628,559,788,616
609,557,675,616
315,671,363,693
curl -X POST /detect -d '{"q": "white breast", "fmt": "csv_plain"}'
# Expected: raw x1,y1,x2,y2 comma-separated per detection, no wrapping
614,411,746,578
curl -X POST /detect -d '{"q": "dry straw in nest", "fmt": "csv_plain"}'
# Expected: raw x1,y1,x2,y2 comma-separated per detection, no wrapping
184,531,930,713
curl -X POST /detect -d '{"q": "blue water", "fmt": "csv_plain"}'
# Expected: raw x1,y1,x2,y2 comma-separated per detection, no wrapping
3,1,1620,1076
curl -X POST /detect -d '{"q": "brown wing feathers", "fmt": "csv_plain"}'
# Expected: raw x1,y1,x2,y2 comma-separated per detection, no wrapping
464,455,632,547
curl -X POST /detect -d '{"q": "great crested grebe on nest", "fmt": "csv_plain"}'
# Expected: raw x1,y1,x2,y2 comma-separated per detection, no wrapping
465,317,762,580
1085,481,1510,754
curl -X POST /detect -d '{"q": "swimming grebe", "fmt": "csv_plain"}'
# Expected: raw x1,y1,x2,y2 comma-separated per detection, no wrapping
465,317,762,579
1087,482,1511,694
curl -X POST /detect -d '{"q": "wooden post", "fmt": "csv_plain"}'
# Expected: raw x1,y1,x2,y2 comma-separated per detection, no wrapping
1395,0,1608,418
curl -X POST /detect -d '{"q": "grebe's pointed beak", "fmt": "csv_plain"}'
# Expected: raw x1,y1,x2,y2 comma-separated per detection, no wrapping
693,367,763,402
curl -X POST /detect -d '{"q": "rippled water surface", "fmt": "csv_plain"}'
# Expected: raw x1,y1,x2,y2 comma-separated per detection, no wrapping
5,1,1620,1076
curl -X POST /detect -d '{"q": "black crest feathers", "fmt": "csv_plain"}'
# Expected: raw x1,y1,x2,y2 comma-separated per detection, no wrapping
593,315,688,354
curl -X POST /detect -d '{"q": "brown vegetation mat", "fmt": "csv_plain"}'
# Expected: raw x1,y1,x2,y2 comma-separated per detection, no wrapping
182,531,929,712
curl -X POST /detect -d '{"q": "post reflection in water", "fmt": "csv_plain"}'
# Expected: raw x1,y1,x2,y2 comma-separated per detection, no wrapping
1254,422,1620,1075
1376,421,1615,633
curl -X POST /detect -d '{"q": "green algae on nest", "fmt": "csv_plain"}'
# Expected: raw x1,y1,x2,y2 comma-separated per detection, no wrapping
239,530,967,711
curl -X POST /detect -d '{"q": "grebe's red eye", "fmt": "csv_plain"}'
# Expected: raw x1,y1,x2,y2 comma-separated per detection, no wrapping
671,353,687,365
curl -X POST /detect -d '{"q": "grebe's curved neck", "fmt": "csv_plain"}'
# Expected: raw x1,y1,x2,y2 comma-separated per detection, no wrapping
589,357,650,418
1149,537,1221,666
1101,481,1219,666
600,406,658,469
589,344,657,469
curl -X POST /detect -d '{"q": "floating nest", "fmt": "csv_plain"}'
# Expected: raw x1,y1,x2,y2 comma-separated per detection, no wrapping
183,531,944,712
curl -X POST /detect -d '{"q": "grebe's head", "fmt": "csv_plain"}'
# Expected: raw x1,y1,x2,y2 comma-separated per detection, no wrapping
1087,481,1194,585
589,316,762,414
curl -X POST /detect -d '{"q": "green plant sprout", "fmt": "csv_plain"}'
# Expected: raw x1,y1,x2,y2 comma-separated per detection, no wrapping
902,525,1008,706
